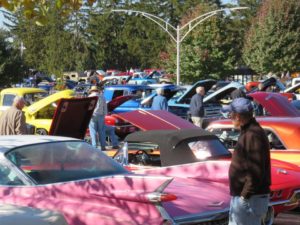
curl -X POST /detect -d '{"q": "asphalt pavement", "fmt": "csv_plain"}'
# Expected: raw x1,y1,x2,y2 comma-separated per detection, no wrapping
274,211,300,225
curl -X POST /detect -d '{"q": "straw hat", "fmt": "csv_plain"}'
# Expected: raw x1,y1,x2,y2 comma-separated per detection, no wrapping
89,85,99,93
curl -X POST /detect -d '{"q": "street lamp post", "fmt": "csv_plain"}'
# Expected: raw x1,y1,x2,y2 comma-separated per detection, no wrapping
112,7,247,85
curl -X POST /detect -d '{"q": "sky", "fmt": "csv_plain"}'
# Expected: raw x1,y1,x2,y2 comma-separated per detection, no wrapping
0,0,237,29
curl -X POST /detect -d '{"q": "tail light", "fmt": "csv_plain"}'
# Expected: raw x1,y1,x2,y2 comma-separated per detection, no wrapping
147,192,177,203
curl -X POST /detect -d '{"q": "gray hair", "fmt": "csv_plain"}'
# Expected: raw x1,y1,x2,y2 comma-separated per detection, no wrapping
13,96,25,107
156,87,164,95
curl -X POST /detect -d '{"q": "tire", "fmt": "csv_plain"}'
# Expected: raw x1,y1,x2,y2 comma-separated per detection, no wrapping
36,129,48,135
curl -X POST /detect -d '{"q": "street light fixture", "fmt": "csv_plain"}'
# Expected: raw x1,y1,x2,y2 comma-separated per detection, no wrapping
112,7,248,85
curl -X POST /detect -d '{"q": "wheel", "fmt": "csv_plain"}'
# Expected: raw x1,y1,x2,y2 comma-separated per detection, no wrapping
36,129,48,135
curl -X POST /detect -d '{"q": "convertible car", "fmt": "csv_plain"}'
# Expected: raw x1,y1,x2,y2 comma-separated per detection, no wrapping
207,117,300,166
0,135,231,225
113,129,300,224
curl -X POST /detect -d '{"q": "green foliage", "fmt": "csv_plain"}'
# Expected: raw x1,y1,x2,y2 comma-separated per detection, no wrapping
0,29,24,86
243,0,300,74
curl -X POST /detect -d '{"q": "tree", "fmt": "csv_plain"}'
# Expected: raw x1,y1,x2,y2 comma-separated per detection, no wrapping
0,29,24,86
163,2,237,84
243,0,300,75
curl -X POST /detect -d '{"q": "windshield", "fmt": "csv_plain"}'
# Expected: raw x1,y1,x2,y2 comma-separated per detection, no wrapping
6,141,128,184
24,92,48,105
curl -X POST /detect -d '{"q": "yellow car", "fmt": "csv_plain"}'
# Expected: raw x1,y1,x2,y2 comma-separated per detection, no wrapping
25,90,75,134
0,88,74,134
0,88,47,115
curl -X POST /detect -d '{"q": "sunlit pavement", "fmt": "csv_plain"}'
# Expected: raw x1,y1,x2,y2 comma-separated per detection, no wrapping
274,211,300,225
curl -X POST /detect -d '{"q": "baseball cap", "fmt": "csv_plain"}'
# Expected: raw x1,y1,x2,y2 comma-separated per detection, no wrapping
221,97,253,114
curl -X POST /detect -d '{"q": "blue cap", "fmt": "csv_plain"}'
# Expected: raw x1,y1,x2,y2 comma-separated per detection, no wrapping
222,97,253,114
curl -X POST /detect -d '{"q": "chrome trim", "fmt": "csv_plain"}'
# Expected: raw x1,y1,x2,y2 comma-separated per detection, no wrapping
173,208,229,224
284,189,300,207
269,199,290,206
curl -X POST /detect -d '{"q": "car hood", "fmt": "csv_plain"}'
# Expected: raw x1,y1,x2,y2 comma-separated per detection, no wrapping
204,82,244,103
248,92,300,117
112,109,197,130
25,90,75,116
107,95,134,112
49,96,98,139
177,79,216,103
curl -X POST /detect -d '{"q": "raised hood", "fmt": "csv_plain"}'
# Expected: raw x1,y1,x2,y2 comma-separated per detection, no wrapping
249,92,300,117
204,82,244,103
113,109,197,130
177,79,216,104
107,95,134,112
49,96,98,139
25,90,75,116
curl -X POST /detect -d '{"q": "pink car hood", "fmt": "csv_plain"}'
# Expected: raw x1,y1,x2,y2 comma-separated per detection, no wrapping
249,92,300,117
113,109,197,130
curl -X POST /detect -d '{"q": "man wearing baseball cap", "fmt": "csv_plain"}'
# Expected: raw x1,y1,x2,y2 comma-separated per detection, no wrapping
222,98,271,225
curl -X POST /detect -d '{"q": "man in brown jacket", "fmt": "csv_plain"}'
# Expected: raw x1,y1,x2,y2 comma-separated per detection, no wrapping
222,97,271,225
0,96,27,135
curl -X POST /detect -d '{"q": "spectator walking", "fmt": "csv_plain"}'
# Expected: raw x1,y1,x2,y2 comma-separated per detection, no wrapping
189,86,205,127
151,88,168,110
222,97,271,225
0,96,27,135
88,86,119,150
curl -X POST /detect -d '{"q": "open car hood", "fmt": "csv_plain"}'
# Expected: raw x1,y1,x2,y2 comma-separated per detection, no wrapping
107,95,134,112
113,110,197,130
25,90,75,116
204,82,244,103
49,97,98,139
248,92,300,117
177,79,216,103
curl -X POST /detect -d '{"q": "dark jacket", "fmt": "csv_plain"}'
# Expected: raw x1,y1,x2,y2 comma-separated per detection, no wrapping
229,118,271,199
189,94,204,117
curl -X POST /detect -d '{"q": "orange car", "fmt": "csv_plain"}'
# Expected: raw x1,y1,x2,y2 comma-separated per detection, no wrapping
207,117,300,166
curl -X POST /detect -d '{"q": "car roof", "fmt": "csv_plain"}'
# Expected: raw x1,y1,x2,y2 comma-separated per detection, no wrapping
0,135,78,154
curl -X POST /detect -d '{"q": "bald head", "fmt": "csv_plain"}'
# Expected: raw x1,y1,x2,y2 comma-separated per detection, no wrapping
156,88,164,95
196,86,205,96
13,96,26,110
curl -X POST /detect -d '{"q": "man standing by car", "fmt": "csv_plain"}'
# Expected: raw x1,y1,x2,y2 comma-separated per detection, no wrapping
189,86,205,127
0,96,27,135
222,97,271,225
151,88,168,110
88,86,119,150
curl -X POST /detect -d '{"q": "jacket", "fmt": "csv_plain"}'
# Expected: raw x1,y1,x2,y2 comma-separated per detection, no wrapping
229,118,271,199
0,106,27,135
189,93,204,117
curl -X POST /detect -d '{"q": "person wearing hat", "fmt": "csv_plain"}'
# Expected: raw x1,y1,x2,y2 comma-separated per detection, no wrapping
222,97,271,225
88,86,119,150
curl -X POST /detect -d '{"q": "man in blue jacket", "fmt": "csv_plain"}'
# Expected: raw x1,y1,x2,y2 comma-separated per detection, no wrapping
189,86,205,127
151,88,168,110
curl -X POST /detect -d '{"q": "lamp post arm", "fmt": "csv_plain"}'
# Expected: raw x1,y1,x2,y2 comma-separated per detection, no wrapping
180,13,217,42
112,9,177,42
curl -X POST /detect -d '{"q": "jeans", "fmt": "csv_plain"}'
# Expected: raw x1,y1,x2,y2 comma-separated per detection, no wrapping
105,125,119,147
229,195,269,225
89,115,106,149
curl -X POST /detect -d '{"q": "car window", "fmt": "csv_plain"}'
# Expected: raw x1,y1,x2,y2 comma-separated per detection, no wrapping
3,94,16,106
24,92,47,105
0,162,24,186
265,130,286,150
6,141,128,184
209,128,240,149
187,138,231,160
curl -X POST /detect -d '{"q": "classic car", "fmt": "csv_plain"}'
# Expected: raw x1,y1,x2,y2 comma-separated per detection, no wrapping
113,129,300,224
0,135,232,225
284,82,300,100
0,204,68,225
0,87,48,115
168,80,244,127
248,92,300,117
207,117,300,166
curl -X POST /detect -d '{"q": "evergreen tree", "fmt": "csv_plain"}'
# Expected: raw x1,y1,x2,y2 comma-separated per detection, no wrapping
243,0,300,75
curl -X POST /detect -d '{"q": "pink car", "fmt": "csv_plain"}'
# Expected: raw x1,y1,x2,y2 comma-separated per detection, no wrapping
0,135,232,225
